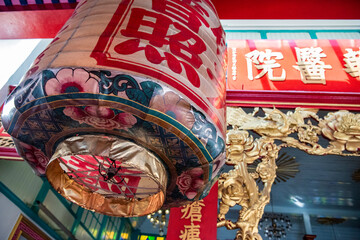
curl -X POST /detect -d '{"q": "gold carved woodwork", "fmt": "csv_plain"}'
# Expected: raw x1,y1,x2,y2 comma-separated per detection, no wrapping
0,118,15,148
219,107,360,240
248,152,300,184
0,137,15,148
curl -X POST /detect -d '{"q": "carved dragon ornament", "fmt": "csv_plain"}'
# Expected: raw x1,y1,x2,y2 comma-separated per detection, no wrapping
218,107,360,240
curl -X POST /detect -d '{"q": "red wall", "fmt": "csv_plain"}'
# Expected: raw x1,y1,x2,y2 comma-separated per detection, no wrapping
0,10,73,39
212,0,360,19
0,0,359,39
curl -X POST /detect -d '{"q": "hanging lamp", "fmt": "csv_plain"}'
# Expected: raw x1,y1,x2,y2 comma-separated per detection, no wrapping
1,0,226,217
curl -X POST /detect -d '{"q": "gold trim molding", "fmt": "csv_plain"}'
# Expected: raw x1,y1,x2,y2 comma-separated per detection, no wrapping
219,107,360,240
0,137,15,148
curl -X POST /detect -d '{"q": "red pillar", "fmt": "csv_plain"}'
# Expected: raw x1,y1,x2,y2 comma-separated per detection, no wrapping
303,234,317,240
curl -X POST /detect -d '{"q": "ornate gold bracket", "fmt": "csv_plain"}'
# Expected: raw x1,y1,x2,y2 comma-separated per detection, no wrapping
0,118,15,148
219,107,360,240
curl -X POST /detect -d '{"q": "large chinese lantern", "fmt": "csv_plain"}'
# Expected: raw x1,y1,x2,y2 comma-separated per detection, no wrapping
2,0,226,217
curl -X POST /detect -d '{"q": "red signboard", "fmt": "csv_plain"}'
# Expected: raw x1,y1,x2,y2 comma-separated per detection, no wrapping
167,183,218,240
228,39,360,91
227,39,360,110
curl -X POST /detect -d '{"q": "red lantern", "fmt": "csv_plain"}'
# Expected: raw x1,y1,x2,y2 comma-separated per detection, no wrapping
2,0,226,217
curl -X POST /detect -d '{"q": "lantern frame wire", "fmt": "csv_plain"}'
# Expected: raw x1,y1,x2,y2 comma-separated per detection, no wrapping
95,155,125,184
59,155,160,199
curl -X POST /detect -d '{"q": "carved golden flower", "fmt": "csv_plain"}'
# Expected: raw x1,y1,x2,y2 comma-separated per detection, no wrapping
219,174,248,207
320,111,360,152
256,162,276,183
259,141,279,160
226,130,259,164
223,181,244,199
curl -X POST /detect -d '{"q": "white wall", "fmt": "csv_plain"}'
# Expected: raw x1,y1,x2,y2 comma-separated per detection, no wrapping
0,39,52,106
0,192,53,239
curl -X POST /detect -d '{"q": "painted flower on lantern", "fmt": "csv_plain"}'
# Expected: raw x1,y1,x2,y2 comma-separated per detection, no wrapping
63,106,137,130
149,91,195,129
320,110,360,152
44,68,99,95
176,167,204,199
19,142,49,175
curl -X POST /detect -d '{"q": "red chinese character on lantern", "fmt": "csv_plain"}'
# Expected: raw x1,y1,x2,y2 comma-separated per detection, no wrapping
151,0,224,57
211,26,226,56
116,7,206,87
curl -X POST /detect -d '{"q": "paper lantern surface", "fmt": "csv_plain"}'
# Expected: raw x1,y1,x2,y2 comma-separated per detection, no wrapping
2,0,226,216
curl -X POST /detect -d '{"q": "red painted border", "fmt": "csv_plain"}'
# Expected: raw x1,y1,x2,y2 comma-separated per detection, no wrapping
212,0,360,19
1,0,360,19
0,147,21,160
0,10,74,39
226,90,360,110
303,235,317,240
1,0,360,39
9,215,51,240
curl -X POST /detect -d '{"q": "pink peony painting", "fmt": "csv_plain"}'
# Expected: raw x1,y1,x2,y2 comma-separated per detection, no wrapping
19,142,49,175
176,167,204,199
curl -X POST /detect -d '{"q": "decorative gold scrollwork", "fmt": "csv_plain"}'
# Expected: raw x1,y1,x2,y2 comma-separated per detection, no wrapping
218,129,278,240
219,107,360,240
227,107,360,156
0,137,15,148
0,118,15,148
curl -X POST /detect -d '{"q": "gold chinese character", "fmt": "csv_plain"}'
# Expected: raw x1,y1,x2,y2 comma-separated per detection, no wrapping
293,47,332,84
181,200,205,222
246,49,286,81
344,48,360,78
180,223,201,240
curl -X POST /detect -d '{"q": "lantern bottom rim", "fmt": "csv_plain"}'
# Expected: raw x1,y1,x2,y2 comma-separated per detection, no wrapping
45,134,167,217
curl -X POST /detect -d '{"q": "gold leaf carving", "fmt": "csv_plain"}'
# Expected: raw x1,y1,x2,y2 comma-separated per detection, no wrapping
0,137,15,148
218,129,278,240
220,107,360,240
